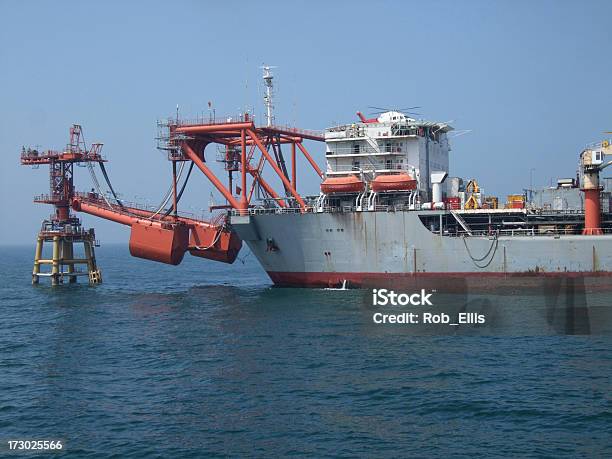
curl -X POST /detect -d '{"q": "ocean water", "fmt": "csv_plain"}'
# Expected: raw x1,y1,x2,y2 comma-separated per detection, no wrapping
1,244,611,458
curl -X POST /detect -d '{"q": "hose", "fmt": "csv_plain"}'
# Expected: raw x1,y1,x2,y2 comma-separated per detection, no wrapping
463,233,499,269
99,161,125,208
81,133,196,224
162,161,194,218
87,157,187,222
192,227,223,250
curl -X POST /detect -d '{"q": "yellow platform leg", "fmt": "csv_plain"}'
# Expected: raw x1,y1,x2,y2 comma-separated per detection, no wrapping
63,240,77,283
32,237,43,285
51,236,61,286
84,240,102,285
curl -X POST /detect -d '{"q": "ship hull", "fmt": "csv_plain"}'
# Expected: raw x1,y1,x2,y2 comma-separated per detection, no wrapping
231,211,612,291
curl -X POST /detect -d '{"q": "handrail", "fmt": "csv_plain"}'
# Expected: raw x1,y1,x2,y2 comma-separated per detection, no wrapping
325,163,416,174
73,192,214,223
228,205,612,237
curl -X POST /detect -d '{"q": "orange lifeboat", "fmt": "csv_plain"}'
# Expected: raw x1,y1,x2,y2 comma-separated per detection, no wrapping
320,175,365,194
370,173,417,192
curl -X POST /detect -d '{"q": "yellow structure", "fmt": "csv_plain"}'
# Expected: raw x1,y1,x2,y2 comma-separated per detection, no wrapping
484,196,499,209
464,195,479,209
465,179,480,193
32,230,102,286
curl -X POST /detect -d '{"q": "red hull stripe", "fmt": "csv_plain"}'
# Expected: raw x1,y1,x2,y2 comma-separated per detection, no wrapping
266,271,612,289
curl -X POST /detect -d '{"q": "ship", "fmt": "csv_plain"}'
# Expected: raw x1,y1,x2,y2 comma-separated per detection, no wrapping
229,111,612,289
22,67,612,290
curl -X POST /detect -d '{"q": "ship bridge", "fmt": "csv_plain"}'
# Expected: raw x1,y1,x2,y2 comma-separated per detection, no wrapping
323,110,453,203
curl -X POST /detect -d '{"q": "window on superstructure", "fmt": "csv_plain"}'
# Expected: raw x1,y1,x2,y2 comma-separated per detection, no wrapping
386,159,392,169
385,143,391,153
353,144,360,154
353,161,360,171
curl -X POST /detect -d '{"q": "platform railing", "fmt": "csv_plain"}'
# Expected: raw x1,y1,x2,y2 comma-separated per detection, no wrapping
74,192,216,223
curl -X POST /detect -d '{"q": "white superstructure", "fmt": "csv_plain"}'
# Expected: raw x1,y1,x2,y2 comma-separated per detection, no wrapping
324,111,453,201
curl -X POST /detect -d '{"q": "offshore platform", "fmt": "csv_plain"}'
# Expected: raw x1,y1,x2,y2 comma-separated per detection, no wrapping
21,125,103,285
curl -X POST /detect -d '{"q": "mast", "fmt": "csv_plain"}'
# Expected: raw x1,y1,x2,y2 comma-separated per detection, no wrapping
262,65,275,127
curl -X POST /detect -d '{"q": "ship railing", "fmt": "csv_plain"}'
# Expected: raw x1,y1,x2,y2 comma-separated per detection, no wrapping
229,204,612,229
159,116,324,138
326,145,407,156
261,124,324,139
237,207,304,216
325,163,416,175
231,205,347,216
34,193,63,202
451,227,612,237
161,114,251,127
528,207,612,215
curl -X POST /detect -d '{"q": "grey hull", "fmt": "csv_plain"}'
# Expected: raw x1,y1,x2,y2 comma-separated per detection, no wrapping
231,210,612,289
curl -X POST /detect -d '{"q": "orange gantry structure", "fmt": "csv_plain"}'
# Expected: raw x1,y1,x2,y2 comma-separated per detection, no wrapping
163,113,324,213
24,117,325,276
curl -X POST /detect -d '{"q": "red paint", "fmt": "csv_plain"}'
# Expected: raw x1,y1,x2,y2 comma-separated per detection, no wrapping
175,122,253,134
129,222,189,265
73,197,241,264
444,197,461,210
356,111,378,124
583,188,603,235
188,225,242,263
267,270,612,291
247,128,307,211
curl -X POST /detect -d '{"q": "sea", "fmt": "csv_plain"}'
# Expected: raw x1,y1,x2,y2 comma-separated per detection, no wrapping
1,244,611,458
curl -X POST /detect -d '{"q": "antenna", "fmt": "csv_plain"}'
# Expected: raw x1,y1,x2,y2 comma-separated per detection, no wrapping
262,64,277,127
207,101,215,122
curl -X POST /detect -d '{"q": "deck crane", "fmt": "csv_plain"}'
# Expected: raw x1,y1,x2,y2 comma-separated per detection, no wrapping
580,136,612,235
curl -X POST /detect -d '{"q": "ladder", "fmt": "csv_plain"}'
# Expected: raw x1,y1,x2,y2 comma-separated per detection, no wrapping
451,210,473,236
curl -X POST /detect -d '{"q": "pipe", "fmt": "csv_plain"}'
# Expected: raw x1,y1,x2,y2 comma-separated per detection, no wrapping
72,198,165,228
296,142,323,178
291,142,296,189
240,128,247,210
258,126,324,142
172,160,178,217
175,122,253,134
